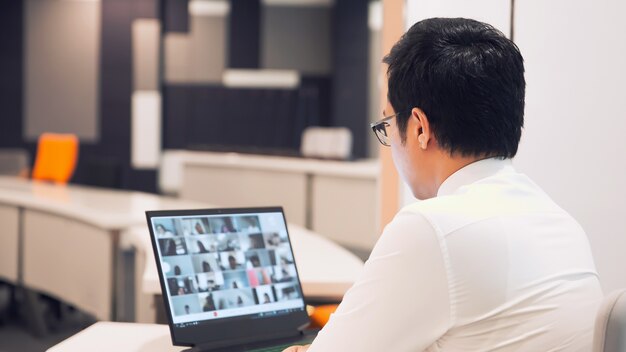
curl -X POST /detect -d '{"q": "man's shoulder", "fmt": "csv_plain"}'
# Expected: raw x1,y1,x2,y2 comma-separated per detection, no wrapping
400,194,471,218
383,198,456,238
398,180,568,237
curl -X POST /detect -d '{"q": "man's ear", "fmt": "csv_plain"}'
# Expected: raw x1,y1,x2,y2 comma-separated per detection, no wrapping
412,107,431,150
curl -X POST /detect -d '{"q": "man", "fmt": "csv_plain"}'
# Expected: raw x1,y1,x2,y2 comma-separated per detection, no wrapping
285,18,602,351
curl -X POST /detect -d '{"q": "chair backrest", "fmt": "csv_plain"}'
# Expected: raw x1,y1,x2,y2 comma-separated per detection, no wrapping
593,289,626,352
300,127,352,160
31,133,79,184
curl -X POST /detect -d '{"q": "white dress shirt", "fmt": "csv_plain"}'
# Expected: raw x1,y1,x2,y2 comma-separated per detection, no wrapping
308,158,602,351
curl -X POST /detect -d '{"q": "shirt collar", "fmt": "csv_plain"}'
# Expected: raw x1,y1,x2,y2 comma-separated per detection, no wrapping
436,157,514,197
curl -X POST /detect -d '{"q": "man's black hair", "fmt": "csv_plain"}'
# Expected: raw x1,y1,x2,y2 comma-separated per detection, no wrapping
383,18,525,158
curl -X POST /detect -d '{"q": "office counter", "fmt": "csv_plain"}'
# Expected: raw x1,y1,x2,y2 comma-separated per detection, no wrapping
0,176,204,228
164,150,381,251
0,176,364,324
0,176,204,321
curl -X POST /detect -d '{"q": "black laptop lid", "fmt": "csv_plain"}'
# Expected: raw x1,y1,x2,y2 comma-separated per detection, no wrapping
146,207,310,348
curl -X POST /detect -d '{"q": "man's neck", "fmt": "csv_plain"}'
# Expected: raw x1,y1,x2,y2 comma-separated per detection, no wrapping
433,153,489,195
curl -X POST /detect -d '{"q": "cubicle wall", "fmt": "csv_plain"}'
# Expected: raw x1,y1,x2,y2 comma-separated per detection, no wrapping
22,211,114,320
311,174,379,250
177,152,379,252
182,164,308,226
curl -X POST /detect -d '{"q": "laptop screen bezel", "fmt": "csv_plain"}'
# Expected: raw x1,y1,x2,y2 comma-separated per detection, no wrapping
146,206,311,347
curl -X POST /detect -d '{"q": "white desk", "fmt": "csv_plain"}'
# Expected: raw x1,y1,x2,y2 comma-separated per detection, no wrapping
0,176,364,324
47,322,183,352
164,150,381,250
0,176,204,321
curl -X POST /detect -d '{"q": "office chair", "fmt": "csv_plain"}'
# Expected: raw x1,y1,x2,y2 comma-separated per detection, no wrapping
31,133,79,184
593,289,626,352
308,304,338,328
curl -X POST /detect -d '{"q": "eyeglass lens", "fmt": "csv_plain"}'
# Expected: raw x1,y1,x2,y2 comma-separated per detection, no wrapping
376,124,390,146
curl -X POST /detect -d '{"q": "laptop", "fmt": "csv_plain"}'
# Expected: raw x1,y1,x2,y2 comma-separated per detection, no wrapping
146,207,318,352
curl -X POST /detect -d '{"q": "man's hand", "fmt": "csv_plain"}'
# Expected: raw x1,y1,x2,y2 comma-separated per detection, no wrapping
282,344,311,352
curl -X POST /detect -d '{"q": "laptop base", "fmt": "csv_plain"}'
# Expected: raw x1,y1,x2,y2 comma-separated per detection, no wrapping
182,329,318,352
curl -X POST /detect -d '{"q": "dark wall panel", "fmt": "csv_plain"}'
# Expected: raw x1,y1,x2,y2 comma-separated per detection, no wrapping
162,85,189,149
261,6,331,75
229,0,260,68
300,76,332,128
163,0,189,33
0,1,24,148
333,0,369,158
71,0,157,192
99,0,133,161
163,82,332,154
90,0,157,193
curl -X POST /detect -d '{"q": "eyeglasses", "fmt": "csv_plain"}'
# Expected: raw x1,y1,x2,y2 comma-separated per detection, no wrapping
370,112,402,147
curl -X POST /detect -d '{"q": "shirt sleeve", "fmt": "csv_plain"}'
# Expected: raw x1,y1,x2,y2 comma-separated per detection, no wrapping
307,210,451,352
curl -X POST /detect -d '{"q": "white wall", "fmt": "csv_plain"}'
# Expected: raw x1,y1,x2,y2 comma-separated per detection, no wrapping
514,0,626,293
405,0,511,37
403,0,626,293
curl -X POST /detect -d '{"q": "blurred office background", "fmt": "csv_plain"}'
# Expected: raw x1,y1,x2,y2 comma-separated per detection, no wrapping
0,1,384,350
0,0,383,194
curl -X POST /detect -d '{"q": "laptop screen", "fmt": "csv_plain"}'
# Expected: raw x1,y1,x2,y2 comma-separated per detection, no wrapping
150,209,307,328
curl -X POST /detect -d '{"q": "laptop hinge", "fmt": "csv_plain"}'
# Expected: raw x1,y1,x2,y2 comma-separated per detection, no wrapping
186,329,303,352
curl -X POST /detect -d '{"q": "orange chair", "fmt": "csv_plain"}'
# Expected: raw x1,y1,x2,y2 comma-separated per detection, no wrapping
31,133,79,184
307,304,339,328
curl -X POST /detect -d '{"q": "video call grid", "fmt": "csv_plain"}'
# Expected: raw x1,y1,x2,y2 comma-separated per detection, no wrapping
154,214,302,317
